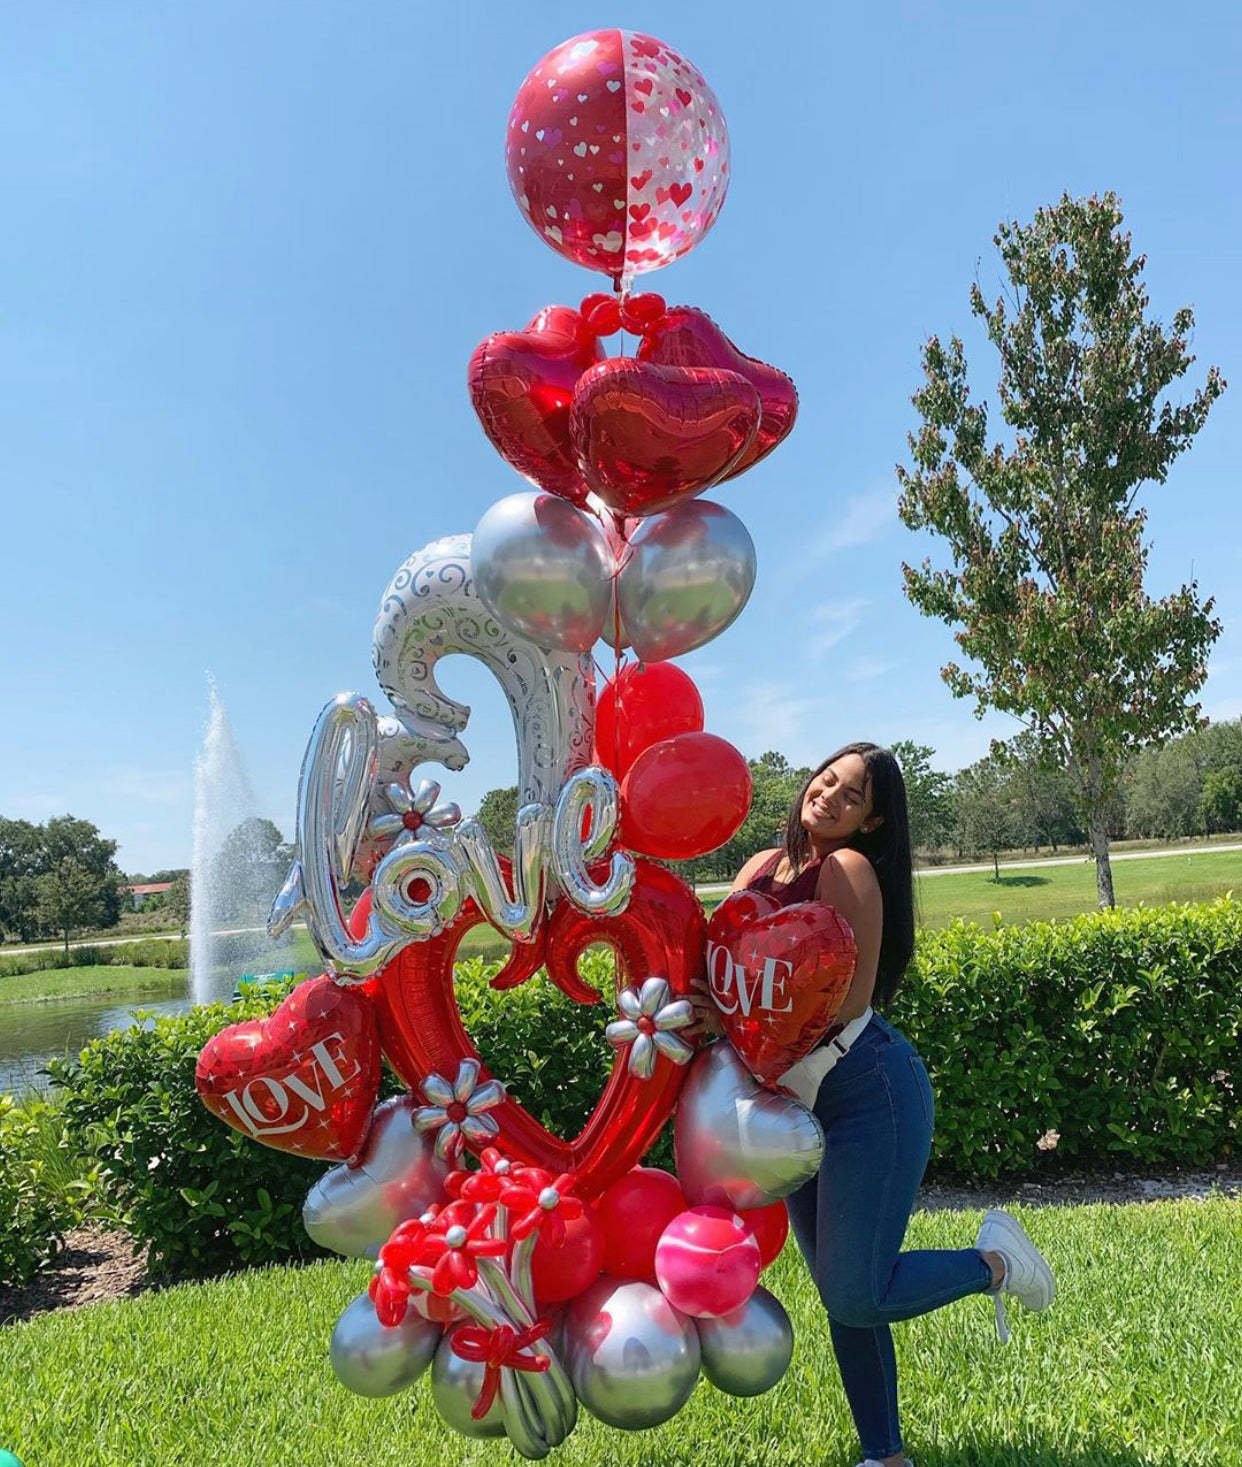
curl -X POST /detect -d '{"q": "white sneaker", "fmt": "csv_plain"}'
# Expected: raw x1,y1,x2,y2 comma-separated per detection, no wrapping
856,1459,914,1466
974,1207,1055,1344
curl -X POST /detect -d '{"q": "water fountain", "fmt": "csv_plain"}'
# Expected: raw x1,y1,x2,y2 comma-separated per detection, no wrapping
189,675,292,1004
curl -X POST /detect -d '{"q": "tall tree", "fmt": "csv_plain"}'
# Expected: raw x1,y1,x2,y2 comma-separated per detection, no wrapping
35,857,110,953
954,758,1019,879
897,193,1224,906
889,740,955,853
476,787,520,859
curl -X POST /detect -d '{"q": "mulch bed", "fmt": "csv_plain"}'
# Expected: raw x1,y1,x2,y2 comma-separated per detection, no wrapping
3,1165,1239,1327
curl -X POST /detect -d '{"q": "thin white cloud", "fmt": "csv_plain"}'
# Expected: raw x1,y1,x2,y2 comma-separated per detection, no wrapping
809,597,870,657
815,482,898,556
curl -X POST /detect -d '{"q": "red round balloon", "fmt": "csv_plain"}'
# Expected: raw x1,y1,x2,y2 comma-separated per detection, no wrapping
505,31,730,284
621,732,752,860
742,1200,790,1271
596,663,704,778
594,1166,687,1280
530,1201,604,1304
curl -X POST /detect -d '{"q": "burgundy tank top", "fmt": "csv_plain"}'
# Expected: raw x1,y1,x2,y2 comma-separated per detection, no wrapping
746,851,825,905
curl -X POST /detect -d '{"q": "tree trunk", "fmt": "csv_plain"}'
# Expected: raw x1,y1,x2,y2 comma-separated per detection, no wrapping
63,929,70,955
993,851,1000,879
1087,816,1116,908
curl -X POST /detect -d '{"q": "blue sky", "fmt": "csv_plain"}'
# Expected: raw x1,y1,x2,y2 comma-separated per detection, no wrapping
2,2,1239,874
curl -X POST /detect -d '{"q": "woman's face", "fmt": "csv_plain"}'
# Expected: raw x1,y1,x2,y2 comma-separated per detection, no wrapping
800,754,879,844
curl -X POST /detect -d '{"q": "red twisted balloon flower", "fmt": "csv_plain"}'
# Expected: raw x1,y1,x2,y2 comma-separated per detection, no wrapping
450,1321,552,1420
500,1167,585,1247
412,1202,508,1295
443,1147,516,1205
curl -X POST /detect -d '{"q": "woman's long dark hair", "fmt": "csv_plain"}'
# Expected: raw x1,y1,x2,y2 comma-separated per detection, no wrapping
782,742,915,1009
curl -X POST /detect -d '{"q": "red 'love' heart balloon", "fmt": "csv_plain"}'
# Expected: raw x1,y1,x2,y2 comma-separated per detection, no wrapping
705,890,856,1085
639,307,798,481
468,304,604,502
570,357,761,516
195,975,381,1163
372,859,705,1200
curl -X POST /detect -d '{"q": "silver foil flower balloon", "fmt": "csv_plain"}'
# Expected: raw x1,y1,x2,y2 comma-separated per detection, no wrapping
369,775,463,847
413,1059,507,1162
605,976,695,1080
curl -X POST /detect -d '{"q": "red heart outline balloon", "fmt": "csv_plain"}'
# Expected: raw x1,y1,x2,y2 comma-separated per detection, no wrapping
195,976,381,1163
371,858,705,1200
571,357,761,516
468,305,604,502
706,890,856,1084
639,306,798,480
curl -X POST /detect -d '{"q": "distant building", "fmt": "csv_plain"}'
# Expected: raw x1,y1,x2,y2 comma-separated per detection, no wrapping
125,882,173,908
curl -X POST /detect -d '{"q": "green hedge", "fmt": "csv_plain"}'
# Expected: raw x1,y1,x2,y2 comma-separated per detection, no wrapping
0,1097,82,1287
49,903,1240,1276
50,958,622,1276
0,937,188,979
891,898,1241,1177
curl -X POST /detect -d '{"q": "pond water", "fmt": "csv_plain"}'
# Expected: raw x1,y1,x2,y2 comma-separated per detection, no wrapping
0,983,195,1095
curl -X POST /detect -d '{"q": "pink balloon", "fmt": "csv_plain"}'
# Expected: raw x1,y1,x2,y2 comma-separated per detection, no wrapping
505,30,730,286
654,1205,761,1319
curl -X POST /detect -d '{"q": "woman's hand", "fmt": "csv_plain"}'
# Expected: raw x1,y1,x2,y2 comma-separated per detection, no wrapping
684,975,724,1040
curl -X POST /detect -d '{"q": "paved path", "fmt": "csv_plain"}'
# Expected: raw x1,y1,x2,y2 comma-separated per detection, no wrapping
5,842,1239,956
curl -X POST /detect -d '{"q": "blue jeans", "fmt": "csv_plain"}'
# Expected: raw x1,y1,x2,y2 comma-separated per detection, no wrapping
785,1012,993,1462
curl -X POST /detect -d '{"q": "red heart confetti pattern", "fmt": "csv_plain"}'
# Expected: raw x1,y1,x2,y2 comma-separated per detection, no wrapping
506,30,730,282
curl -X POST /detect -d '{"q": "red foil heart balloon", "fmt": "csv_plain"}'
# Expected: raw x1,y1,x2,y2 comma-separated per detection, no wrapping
371,859,705,1200
195,976,381,1163
570,357,761,516
705,891,856,1085
468,305,605,502
639,307,798,480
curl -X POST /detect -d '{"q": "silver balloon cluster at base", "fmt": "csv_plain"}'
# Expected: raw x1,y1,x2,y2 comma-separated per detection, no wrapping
313,1040,823,1456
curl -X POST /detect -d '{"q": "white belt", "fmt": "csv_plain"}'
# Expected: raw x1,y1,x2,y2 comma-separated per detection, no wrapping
776,1007,874,1108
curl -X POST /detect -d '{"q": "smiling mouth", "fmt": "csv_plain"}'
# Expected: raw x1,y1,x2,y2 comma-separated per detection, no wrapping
809,799,836,822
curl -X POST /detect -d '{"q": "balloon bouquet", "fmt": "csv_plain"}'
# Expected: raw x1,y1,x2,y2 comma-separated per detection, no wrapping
196,29,857,1458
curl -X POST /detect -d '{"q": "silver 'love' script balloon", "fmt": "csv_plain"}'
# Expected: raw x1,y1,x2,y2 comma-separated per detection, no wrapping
330,1292,441,1398
302,1095,449,1258
616,499,755,662
695,1286,794,1397
472,492,613,654
563,1277,700,1430
674,1041,824,1210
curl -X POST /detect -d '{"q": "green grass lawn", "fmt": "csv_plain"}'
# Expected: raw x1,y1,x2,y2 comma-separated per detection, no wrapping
1,1198,1237,1467
913,848,1242,930
0,966,185,1006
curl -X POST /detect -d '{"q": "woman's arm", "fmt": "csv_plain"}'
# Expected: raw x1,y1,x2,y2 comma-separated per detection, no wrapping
814,848,882,1020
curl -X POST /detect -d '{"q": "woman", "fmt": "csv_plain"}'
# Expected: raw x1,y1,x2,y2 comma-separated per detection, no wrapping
693,743,1055,1467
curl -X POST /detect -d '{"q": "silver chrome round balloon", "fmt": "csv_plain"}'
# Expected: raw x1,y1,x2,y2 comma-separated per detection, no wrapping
675,1042,824,1209
563,1277,700,1430
329,1292,441,1398
617,499,755,662
302,1095,449,1258
431,1327,508,1438
472,493,614,654
695,1286,794,1397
